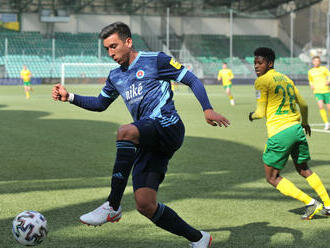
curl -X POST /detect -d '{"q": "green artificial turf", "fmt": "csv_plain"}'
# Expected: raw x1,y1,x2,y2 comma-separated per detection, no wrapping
0,84,329,247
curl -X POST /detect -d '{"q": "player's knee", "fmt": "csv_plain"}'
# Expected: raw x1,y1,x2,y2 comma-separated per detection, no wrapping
135,200,155,218
117,124,138,141
299,169,312,178
265,176,276,186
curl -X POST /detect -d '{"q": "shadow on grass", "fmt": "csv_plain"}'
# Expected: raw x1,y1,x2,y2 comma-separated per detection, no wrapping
1,109,330,247
206,222,303,248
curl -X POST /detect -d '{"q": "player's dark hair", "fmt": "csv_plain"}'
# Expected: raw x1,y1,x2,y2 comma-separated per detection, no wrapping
312,55,320,60
99,22,131,41
254,47,276,63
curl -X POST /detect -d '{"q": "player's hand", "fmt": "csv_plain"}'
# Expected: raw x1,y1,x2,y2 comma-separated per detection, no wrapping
302,123,311,137
249,112,254,122
204,109,230,127
52,83,69,102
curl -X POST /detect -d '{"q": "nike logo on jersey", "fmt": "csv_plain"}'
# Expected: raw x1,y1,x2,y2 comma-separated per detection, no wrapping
125,83,143,101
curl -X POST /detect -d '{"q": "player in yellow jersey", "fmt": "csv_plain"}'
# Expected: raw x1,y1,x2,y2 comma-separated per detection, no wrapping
217,63,235,105
170,80,178,91
20,65,32,99
308,56,330,130
249,47,330,220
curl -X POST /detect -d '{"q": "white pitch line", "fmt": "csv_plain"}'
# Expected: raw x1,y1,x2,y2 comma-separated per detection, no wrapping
310,123,325,127
308,123,330,133
311,129,330,134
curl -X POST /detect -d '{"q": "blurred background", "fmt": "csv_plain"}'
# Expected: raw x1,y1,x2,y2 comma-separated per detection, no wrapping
0,0,329,85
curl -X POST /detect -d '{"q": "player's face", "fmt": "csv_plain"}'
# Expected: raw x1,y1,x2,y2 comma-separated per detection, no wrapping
222,63,227,69
103,33,133,67
254,56,273,77
312,58,321,67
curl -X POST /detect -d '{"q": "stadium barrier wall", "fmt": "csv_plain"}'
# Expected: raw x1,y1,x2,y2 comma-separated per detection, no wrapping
0,78,42,85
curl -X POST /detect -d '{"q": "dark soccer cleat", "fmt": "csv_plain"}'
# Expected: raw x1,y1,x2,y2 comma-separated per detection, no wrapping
301,200,323,220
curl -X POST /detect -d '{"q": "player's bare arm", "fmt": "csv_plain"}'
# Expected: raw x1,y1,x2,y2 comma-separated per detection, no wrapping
204,109,230,127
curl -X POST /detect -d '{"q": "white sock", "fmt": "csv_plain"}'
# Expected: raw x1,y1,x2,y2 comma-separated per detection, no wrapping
307,199,315,206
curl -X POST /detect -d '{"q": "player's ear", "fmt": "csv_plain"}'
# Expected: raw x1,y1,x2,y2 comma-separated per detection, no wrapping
268,61,274,69
126,37,133,49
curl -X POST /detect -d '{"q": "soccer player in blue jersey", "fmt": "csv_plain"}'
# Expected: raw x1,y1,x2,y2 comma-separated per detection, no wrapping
52,22,229,248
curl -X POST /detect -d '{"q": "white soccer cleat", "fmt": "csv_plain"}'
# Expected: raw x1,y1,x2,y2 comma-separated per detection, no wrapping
324,123,330,130
230,99,235,106
80,201,122,226
190,231,212,248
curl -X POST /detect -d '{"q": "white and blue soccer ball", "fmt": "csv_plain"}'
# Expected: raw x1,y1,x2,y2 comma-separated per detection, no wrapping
12,210,48,246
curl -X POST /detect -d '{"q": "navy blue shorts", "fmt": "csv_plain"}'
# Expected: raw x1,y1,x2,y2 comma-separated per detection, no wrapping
131,116,185,191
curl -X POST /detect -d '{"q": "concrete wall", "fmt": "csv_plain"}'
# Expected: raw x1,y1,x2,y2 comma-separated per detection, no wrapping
172,17,278,37
21,13,278,37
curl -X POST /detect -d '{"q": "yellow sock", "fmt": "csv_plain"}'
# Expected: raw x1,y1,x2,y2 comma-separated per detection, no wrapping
320,109,328,123
306,173,330,207
229,95,233,100
276,177,312,205
25,91,30,99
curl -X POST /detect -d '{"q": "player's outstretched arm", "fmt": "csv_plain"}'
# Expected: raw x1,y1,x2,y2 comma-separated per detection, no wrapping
204,109,230,127
180,71,230,127
51,83,117,112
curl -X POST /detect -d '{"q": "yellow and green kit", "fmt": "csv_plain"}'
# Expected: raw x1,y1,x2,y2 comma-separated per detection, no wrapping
217,68,234,88
308,66,330,104
251,69,310,169
20,69,31,86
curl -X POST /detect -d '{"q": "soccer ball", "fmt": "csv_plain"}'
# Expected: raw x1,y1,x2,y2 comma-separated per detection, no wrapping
12,210,48,246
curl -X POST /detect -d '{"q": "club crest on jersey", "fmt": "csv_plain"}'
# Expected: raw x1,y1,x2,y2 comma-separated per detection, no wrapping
136,70,145,79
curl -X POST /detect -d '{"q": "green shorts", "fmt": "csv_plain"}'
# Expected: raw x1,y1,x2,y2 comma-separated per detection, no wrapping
223,84,232,89
314,93,330,104
23,81,31,86
263,124,310,170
